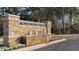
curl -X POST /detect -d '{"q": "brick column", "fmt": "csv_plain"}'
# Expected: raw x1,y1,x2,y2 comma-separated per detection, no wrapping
3,14,20,47
46,21,52,41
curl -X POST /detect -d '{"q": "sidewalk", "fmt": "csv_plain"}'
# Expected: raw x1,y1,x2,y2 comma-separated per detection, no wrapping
12,38,67,51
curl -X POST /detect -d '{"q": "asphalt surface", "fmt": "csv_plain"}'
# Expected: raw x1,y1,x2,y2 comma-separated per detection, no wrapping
33,38,79,51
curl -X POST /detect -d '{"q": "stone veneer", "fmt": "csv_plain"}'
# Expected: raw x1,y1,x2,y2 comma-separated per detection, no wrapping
2,14,51,47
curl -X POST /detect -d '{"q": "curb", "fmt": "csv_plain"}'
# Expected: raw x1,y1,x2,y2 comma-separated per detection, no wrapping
13,39,67,51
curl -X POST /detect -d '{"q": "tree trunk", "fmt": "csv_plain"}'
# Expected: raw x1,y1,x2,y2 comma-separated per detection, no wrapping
62,7,65,34
69,9,73,34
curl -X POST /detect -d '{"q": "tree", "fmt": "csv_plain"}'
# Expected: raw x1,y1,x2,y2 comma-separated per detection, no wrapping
0,7,79,34
64,7,79,33
29,7,65,34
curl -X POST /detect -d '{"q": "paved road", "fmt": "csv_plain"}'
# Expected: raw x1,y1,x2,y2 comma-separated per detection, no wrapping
33,38,79,51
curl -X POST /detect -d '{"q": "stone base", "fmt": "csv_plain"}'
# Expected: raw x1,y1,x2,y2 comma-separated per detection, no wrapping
5,35,51,47
26,35,50,46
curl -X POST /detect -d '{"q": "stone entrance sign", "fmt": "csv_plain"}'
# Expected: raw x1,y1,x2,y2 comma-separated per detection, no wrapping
2,14,51,47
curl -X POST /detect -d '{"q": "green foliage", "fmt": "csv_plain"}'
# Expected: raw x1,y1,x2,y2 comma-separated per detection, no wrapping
0,7,79,34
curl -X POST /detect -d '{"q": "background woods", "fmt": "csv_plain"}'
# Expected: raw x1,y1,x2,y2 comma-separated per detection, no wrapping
0,7,79,35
